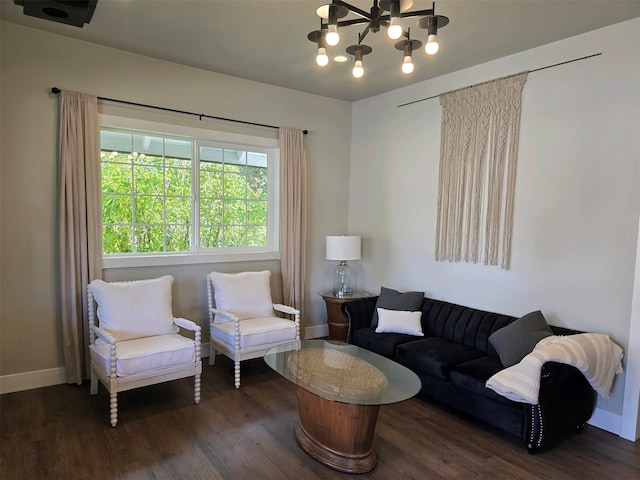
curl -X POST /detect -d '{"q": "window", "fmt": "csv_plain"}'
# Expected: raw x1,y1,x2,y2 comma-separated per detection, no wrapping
99,119,279,267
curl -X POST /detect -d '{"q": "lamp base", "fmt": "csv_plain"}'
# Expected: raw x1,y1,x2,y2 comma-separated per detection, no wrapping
333,261,353,298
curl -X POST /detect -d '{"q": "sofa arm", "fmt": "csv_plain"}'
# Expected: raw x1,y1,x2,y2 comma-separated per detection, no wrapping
527,361,596,453
341,296,378,343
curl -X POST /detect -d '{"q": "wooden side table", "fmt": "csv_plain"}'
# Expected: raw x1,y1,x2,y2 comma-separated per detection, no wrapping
319,290,371,342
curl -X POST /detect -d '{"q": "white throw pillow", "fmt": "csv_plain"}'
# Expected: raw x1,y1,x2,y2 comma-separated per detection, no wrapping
375,308,424,336
90,275,178,341
209,271,275,320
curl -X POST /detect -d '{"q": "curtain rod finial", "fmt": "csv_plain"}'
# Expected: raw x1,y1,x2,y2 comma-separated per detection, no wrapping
51,87,61,94
303,130,308,135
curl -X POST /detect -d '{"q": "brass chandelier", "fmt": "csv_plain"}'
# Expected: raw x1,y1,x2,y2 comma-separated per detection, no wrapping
307,1,449,78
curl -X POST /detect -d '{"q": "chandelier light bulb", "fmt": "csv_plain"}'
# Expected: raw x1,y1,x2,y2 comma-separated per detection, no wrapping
353,59,364,78
425,33,439,55
402,55,414,74
326,25,340,46
388,17,403,40
316,47,329,66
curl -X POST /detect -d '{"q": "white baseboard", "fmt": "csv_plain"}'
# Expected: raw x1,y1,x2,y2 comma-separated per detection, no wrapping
304,323,329,339
0,367,67,394
588,407,624,437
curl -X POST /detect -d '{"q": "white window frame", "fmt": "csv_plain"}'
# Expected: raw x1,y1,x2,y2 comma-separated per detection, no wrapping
99,114,280,269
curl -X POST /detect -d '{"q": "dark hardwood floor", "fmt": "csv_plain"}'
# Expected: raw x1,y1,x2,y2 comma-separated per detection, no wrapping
2,357,638,480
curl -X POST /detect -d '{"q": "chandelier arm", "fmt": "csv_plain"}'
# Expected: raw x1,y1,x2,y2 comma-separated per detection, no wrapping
398,9,435,19
332,0,373,21
358,24,372,43
337,17,374,28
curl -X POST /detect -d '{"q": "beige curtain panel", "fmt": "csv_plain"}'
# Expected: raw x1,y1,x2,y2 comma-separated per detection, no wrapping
279,128,308,321
435,72,528,270
58,91,103,384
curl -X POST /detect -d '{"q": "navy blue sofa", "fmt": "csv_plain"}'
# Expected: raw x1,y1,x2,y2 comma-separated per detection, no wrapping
342,295,596,453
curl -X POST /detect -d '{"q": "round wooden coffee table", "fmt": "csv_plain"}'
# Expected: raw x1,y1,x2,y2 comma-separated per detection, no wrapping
264,340,421,473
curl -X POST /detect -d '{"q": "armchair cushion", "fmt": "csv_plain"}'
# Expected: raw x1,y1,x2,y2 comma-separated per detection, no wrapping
89,276,178,342
89,333,195,377
211,317,296,349
209,271,275,320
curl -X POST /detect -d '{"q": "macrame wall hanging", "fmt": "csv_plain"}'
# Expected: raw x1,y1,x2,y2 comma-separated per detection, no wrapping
435,72,528,270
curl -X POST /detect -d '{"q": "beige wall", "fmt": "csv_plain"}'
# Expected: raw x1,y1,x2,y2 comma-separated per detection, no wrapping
0,21,352,378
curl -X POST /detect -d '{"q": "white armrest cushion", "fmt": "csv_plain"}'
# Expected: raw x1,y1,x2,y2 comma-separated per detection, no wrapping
273,304,300,316
174,317,200,332
92,326,116,345
210,308,240,324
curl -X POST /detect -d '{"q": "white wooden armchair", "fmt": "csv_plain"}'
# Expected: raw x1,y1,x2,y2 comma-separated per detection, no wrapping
88,275,202,427
207,270,300,389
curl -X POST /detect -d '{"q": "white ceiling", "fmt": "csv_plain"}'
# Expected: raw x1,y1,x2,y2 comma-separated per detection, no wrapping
2,1,639,101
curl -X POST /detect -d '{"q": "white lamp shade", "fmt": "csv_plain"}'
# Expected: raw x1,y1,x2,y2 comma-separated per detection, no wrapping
326,235,361,261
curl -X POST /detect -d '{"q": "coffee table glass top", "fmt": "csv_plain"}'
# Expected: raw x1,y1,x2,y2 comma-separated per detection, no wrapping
264,339,421,406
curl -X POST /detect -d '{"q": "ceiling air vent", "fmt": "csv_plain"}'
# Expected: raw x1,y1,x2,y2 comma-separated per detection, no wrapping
14,1,98,28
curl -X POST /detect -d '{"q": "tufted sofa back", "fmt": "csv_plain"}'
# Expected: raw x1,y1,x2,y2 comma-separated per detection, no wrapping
420,298,516,355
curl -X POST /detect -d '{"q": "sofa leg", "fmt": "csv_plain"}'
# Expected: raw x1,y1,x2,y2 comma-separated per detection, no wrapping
527,444,537,455
575,424,585,434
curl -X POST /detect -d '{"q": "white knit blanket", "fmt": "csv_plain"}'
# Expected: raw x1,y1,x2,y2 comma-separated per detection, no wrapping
486,333,623,404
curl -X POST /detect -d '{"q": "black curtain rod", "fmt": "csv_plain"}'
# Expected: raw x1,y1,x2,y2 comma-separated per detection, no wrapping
397,52,602,108
50,87,308,135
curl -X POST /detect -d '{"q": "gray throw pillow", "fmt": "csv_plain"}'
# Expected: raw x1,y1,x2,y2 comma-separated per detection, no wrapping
371,286,424,329
489,310,554,367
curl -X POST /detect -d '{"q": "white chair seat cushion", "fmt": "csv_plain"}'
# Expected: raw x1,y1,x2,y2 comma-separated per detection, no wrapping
211,317,296,349
90,334,195,377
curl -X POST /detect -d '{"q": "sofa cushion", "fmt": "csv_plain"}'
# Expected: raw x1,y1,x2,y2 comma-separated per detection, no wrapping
371,287,424,329
395,337,486,380
351,328,418,359
375,308,424,336
449,356,517,405
489,310,553,367
421,298,515,354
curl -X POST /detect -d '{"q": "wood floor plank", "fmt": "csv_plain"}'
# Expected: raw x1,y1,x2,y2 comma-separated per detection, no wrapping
2,356,638,480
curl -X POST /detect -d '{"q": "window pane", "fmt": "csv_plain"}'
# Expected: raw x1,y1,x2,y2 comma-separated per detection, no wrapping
223,226,246,247
247,200,267,225
245,165,267,200
103,225,132,254
223,172,247,198
133,225,164,252
200,225,222,248
133,165,163,195
101,162,132,194
223,199,246,226
166,196,191,224
102,194,132,224
166,167,191,196
199,168,223,198
224,149,246,167
200,198,222,225
200,146,223,164
134,196,163,224
246,226,267,246
166,225,190,252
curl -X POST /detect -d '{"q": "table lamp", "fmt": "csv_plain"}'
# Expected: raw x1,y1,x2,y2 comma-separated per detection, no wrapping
326,235,361,298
